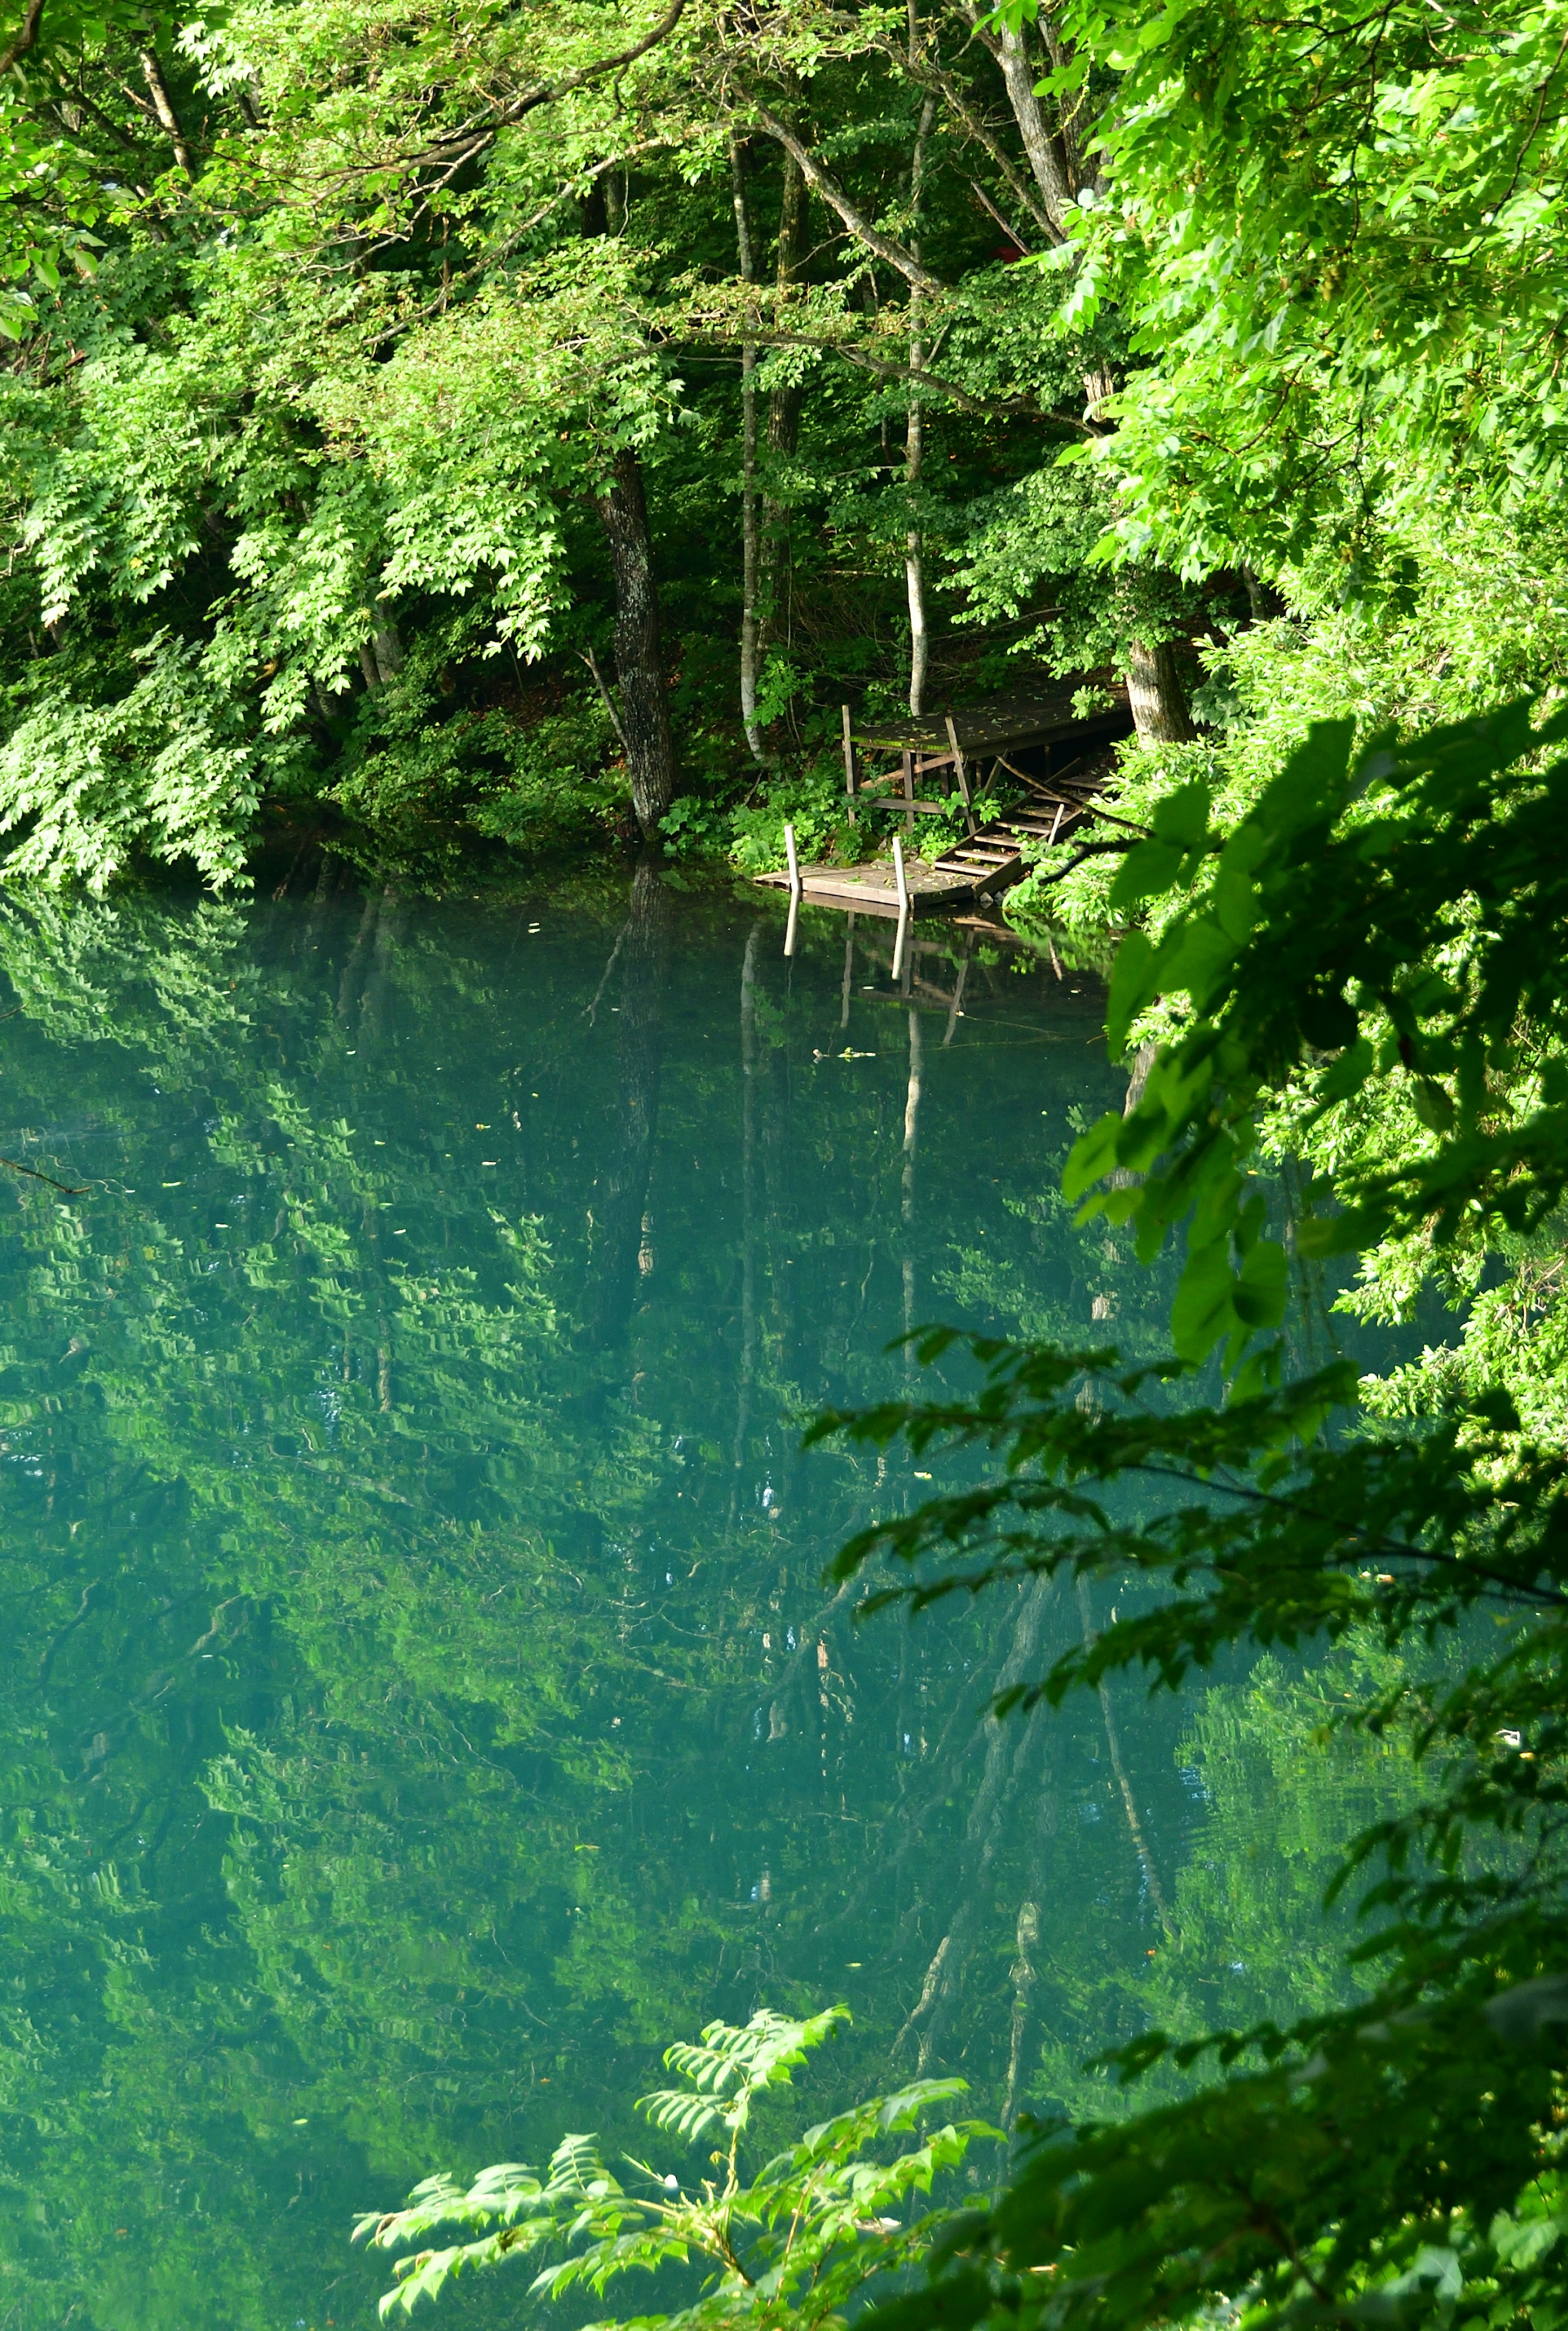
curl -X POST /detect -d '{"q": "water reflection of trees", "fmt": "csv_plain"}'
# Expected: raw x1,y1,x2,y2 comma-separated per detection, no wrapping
0,879,1406,2331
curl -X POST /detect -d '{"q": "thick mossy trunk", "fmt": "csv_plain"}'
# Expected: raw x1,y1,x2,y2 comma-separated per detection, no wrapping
1125,636,1197,745
594,448,678,843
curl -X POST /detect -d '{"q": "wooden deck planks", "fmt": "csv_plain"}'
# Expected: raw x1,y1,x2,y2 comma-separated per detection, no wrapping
754,859,978,916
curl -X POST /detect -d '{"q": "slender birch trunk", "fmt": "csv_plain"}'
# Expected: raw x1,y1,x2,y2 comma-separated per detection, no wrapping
730,138,766,764
763,151,809,648
583,179,679,838
138,46,193,173
904,82,938,718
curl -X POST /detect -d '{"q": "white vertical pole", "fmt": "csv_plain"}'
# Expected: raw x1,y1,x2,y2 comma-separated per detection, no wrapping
892,903,910,984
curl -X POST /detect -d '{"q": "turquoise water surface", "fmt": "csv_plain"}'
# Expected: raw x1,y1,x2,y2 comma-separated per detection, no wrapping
0,868,1403,2330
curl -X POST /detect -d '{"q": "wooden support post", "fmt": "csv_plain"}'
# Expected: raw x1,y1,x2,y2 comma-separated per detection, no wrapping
945,715,976,836
892,903,910,985
842,705,858,821
900,749,917,835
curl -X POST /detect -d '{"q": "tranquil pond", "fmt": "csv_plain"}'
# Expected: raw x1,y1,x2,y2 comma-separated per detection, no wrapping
0,868,1406,2331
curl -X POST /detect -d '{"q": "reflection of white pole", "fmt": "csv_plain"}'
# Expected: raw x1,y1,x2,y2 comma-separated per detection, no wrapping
890,836,911,981
784,822,802,958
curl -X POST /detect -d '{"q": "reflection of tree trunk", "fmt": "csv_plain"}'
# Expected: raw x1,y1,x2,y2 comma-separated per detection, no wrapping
1003,1898,1041,2131
336,888,380,1024
595,451,678,843
943,934,971,1047
902,1005,923,1364
731,924,762,1521
1124,1039,1158,1113
1108,1039,1159,1191
896,1572,1056,2074
305,850,340,955
592,856,671,1344
360,882,405,1051
1126,636,1196,745
1076,1573,1174,1930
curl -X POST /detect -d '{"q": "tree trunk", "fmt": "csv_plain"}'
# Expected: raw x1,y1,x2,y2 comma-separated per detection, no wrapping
730,138,766,764
762,149,810,651
768,152,809,458
904,91,938,717
1125,635,1197,745
1241,563,1287,620
370,597,403,687
958,4,1072,230
594,449,678,843
138,47,193,174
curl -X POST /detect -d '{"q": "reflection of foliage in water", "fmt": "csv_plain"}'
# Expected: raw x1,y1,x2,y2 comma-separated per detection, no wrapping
1032,1637,1430,2124
0,880,1401,2330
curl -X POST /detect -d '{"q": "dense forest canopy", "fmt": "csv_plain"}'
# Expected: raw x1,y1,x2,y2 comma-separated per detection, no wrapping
1,0,1553,886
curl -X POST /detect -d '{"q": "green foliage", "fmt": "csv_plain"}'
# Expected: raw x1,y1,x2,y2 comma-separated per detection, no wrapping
1039,0,1568,580
1064,701,1568,1372
357,2006,996,2324
0,633,262,890
808,682,1568,2331
0,0,1216,881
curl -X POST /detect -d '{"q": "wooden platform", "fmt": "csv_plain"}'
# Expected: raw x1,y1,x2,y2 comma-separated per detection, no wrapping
754,857,976,917
851,688,1131,760
756,681,1143,928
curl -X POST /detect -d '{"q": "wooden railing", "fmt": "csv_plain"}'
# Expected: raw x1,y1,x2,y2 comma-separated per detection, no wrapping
840,707,980,835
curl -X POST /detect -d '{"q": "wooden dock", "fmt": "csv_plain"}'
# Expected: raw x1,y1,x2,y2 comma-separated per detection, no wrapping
754,856,976,917
756,682,1140,923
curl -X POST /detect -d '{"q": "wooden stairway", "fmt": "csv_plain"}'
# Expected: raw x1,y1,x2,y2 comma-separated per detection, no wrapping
929,785,1097,895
